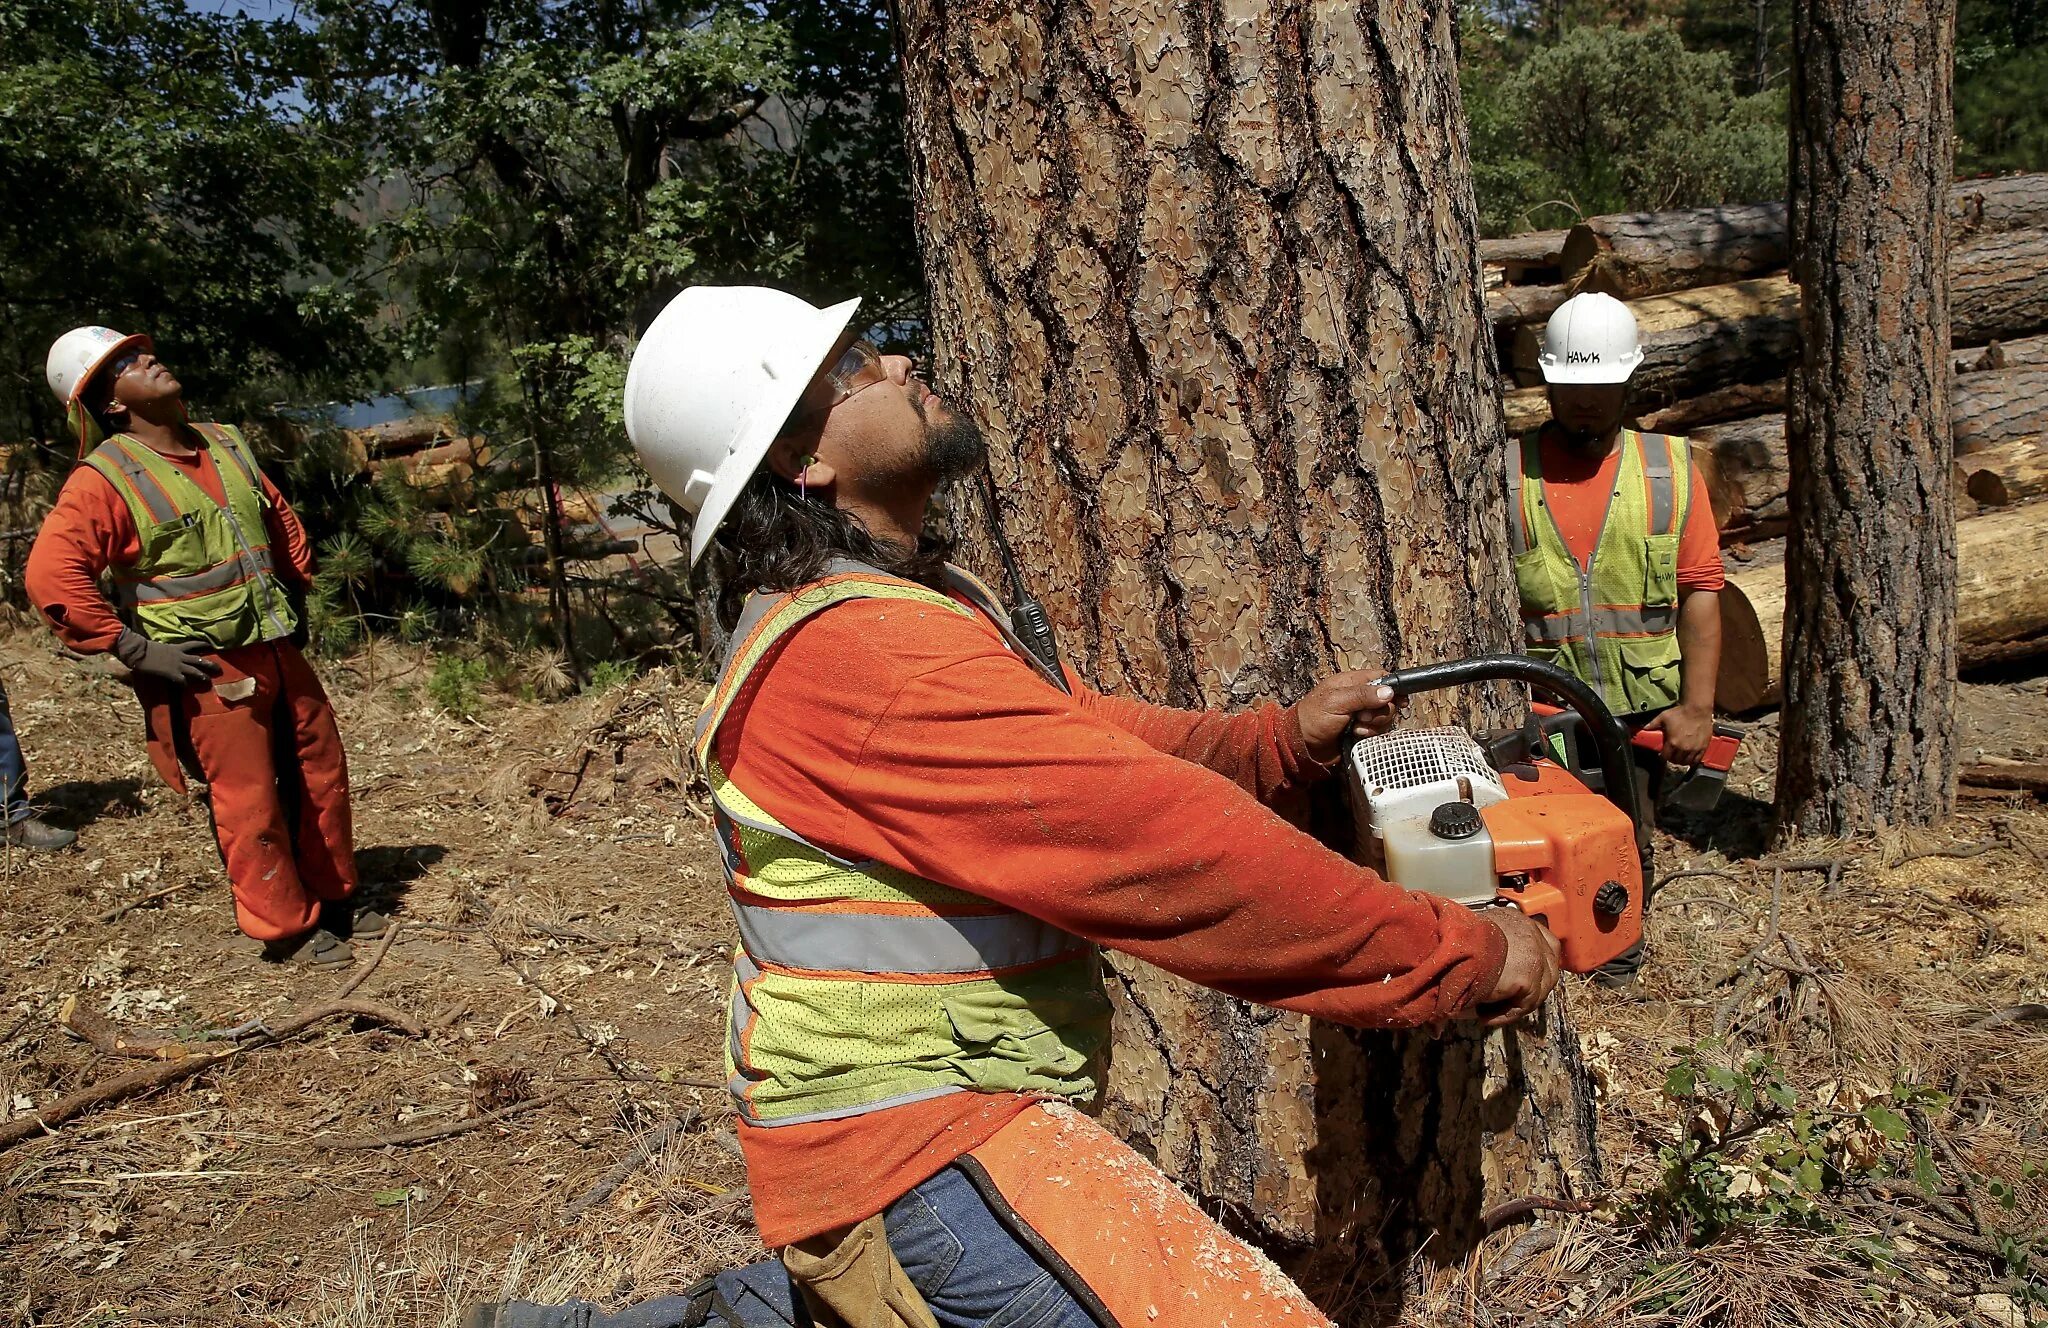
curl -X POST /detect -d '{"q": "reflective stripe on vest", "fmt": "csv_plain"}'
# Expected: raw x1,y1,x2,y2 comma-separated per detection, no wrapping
82,424,299,649
1511,428,1690,715
696,567,1107,1127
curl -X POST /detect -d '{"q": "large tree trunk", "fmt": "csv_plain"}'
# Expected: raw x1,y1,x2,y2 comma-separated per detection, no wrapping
890,1,1592,1314
1716,501,2048,710
1777,0,1958,835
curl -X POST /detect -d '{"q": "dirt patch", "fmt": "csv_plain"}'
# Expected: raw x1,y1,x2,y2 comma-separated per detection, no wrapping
1,631,757,1325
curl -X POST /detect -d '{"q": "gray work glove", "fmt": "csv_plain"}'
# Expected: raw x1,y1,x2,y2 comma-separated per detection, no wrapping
113,629,222,687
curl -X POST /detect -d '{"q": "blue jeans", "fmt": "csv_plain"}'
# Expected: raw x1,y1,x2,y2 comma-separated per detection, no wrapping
0,676,30,824
882,1164,1100,1328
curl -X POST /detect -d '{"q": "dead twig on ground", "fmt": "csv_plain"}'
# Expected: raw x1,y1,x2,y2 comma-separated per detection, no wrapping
1888,837,2003,869
331,918,402,1002
483,934,637,1080
311,1085,575,1151
93,876,209,923
1,998,423,1150
560,1110,700,1224
58,996,194,1060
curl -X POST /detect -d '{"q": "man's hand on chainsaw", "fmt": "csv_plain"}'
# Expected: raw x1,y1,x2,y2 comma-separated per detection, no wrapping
1644,702,1714,767
1294,670,1403,764
1473,908,1561,1027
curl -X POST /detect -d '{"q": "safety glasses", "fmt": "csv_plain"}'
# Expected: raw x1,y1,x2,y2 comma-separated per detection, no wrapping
783,339,891,433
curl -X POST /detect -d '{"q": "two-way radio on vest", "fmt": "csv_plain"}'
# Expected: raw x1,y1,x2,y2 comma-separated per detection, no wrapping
978,468,1063,677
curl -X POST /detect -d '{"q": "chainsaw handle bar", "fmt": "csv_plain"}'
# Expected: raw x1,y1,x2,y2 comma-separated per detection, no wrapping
1376,654,1646,836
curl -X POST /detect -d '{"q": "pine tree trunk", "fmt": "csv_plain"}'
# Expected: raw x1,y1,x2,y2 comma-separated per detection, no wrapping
1777,0,1958,835
890,0,1597,1313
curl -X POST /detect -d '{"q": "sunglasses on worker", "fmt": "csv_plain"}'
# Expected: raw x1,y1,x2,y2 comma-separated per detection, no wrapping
780,339,890,434
106,350,147,380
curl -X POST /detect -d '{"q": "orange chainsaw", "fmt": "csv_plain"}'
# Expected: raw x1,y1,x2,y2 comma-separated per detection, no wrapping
1346,656,1647,973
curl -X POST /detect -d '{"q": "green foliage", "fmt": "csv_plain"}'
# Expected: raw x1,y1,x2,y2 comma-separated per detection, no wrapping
0,0,382,444
1957,0,2048,175
426,654,492,721
1463,20,1785,233
1638,1040,1948,1243
582,659,637,697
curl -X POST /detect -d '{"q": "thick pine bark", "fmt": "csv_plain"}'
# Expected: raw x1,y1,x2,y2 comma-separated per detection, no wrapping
889,0,1591,1312
1778,0,1958,834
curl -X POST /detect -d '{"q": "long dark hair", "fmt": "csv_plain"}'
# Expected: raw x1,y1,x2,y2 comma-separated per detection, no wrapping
705,470,953,627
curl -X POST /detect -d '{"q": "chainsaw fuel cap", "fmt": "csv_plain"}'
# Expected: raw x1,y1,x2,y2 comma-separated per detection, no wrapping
1428,801,1484,841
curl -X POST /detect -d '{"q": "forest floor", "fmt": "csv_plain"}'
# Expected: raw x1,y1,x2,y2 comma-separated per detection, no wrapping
1,626,2044,1327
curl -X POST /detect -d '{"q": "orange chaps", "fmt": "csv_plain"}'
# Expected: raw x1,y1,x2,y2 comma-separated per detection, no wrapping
964,1105,1332,1328
139,640,356,941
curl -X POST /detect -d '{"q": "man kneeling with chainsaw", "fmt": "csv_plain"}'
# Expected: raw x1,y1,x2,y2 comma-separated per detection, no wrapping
470,285,1561,1328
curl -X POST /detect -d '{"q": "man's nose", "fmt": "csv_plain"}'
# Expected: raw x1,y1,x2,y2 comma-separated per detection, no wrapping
882,354,915,385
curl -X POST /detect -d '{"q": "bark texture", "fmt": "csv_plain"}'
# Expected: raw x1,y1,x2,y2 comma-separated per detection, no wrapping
1958,333,2048,373
890,0,1585,1314
1778,0,1958,834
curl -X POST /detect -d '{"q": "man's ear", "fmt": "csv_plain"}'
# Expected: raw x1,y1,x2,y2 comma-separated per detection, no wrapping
765,433,836,491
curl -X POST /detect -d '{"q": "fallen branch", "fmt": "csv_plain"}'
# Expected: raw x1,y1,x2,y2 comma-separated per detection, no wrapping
560,1110,700,1224
93,877,209,924
1966,1003,2048,1031
1,999,422,1150
312,1085,574,1151
58,996,195,1060
1480,1195,1601,1234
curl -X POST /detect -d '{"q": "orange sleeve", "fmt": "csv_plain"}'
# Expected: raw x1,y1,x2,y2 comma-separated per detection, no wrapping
1677,459,1726,592
260,472,315,584
24,467,142,654
1071,685,1329,804
720,601,1506,1029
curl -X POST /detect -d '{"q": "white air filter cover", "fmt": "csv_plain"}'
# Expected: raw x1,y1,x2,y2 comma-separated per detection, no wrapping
1347,726,1507,839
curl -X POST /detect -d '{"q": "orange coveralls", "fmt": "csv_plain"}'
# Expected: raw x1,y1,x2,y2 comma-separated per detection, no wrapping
25,448,357,942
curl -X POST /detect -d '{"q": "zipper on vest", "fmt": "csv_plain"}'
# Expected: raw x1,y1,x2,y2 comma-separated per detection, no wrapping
217,501,289,640
1576,567,1602,694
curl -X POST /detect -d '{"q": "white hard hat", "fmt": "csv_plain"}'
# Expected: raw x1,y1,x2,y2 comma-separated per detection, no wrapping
624,286,860,568
47,325,153,405
1537,292,1643,385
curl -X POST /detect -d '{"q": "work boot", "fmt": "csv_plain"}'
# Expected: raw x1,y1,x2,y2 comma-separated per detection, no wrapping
321,899,390,941
262,926,354,969
3,816,77,852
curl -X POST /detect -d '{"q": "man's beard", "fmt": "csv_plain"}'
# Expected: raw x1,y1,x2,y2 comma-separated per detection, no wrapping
917,398,987,482
1559,422,1608,453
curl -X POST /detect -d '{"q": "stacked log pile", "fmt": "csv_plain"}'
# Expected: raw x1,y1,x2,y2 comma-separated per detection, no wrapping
1485,174,2048,708
344,415,493,500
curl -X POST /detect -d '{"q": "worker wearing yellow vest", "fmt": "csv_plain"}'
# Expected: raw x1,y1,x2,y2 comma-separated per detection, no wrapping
547,285,1563,1328
1513,292,1725,766
25,328,369,967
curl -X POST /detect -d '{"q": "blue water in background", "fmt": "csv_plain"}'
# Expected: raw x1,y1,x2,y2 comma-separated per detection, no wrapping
293,384,476,431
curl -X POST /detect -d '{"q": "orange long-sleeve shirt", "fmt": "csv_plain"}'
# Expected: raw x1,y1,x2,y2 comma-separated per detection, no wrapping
1534,426,1726,592
715,587,1509,1245
26,442,315,654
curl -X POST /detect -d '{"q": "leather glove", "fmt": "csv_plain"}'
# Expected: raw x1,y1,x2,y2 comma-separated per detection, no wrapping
113,629,222,687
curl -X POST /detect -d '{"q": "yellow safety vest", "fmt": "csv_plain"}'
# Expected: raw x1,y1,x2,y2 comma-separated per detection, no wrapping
1508,428,1690,716
82,423,298,649
692,563,1110,1127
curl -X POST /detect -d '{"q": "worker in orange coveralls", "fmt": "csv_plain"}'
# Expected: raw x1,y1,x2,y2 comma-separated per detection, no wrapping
467,284,1565,1328
26,326,374,967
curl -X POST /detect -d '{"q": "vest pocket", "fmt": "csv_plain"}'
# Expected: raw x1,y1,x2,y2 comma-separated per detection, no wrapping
1616,635,1682,714
1643,533,1681,608
1513,547,1567,616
